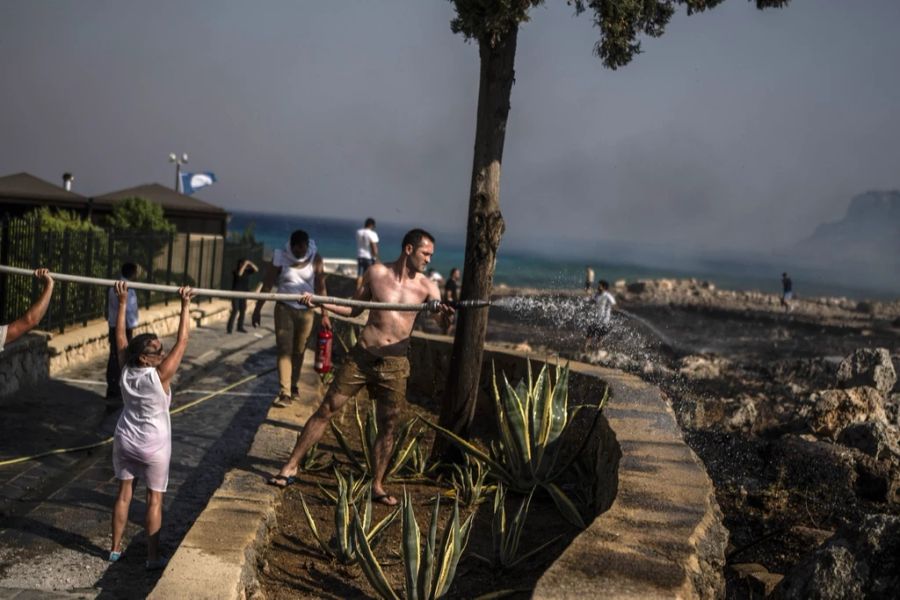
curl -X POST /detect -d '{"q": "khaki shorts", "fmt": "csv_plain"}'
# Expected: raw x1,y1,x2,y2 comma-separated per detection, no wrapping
329,345,410,411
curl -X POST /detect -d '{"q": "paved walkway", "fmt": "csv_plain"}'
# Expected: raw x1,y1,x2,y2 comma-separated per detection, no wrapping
0,310,289,598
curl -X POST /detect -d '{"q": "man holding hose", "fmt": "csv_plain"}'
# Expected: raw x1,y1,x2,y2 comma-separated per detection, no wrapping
267,228,452,506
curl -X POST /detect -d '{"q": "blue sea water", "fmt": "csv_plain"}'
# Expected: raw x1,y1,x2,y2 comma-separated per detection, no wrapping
228,211,892,300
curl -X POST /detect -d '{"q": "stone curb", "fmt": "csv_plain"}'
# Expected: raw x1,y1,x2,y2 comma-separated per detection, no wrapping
150,331,726,599
148,350,320,600
45,299,232,375
532,361,727,599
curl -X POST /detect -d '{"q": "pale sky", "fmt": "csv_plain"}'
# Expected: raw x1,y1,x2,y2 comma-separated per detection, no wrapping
1,0,898,255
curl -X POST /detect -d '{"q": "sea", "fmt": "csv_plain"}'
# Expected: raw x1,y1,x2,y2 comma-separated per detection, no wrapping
228,211,895,301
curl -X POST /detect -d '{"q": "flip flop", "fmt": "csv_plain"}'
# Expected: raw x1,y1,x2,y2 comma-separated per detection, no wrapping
373,493,399,507
267,474,297,488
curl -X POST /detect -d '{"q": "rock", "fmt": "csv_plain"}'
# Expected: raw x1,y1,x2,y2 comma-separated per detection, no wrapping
678,355,729,380
748,571,783,596
789,526,835,549
513,342,532,353
837,421,900,461
729,562,768,578
853,454,900,504
836,348,896,396
801,387,887,439
886,393,900,427
777,514,900,599
724,395,758,434
626,281,646,294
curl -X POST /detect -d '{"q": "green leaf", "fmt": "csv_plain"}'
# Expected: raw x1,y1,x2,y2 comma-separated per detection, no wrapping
542,482,586,529
420,419,513,483
330,421,364,472
419,494,439,598
300,492,334,558
352,507,400,600
401,488,421,600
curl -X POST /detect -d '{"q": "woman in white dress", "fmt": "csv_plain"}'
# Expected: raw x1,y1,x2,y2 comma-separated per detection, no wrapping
108,281,194,570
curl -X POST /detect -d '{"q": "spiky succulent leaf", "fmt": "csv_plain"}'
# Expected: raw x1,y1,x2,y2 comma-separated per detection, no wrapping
419,494,440,598
401,488,421,600
299,492,334,558
330,421,364,472
542,482,585,529
352,507,400,600
420,419,513,483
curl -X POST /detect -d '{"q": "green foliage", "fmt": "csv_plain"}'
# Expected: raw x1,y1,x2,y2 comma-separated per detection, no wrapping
353,490,474,600
424,362,608,527
105,197,175,234
228,221,258,245
300,469,398,565
473,483,560,570
330,401,423,480
449,455,492,507
15,207,102,233
450,1,789,69
300,443,333,473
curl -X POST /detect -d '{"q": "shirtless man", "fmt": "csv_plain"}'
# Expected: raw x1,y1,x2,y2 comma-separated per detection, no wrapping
267,228,452,506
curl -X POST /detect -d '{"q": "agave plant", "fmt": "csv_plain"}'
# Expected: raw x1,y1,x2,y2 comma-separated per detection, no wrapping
424,361,608,528
300,442,332,473
331,400,422,480
449,455,491,507
300,468,398,564
473,483,561,570
353,490,474,600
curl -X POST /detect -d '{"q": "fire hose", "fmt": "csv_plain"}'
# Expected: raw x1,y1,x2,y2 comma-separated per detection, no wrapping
0,265,490,311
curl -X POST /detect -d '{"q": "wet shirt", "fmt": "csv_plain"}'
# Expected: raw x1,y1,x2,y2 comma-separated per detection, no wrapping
592,291,617,325
115,366,172,458
273,248,315,310
782,278,793,293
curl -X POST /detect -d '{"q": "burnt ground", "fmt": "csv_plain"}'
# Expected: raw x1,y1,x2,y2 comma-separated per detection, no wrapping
447,293,900,597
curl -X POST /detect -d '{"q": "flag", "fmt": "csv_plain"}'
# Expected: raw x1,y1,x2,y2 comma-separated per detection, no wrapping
179,172,217,195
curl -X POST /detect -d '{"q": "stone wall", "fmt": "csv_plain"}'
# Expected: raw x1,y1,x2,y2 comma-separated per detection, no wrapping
47,299,232,375
0,333,49,398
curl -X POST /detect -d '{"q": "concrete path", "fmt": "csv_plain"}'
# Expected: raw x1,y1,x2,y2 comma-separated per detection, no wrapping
0,311,288,598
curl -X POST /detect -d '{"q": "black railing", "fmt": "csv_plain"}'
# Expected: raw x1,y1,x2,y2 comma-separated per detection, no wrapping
0,216,263,333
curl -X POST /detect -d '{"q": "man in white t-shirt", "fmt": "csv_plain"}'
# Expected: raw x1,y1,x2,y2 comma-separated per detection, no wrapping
0,268,54,353
355,217,379,289
585,279,617,350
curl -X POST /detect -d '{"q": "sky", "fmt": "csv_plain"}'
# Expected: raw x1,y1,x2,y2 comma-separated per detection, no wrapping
1,0,899,257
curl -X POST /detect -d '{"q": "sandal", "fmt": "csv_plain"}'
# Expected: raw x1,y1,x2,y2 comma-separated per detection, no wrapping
272,394,293,408
267,474,297,488
373,493,399,507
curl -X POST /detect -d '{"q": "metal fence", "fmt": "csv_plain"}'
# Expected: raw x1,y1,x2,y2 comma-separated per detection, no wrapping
0,216,263,333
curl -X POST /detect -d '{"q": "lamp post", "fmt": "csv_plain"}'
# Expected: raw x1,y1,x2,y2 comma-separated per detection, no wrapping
168,152,189,192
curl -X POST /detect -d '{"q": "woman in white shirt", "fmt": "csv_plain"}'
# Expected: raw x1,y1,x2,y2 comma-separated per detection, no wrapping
108,281,194,570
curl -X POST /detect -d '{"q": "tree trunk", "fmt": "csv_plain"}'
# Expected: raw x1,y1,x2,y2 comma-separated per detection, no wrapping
435,25,518,457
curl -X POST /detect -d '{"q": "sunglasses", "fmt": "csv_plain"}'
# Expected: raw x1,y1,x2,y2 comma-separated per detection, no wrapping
142,346,165,357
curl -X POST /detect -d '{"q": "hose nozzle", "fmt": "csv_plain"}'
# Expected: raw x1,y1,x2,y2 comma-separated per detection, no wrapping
425,299,491,312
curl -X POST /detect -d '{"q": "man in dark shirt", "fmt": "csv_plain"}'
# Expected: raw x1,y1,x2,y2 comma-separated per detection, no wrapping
781,272,793,312
442,267,461,334
227,258,258,333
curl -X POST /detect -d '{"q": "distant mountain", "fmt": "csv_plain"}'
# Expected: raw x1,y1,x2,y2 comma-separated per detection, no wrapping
794,190,900,267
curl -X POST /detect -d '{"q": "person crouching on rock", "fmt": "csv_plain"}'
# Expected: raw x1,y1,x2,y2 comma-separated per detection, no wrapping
267,228,453,507
109,281,195,570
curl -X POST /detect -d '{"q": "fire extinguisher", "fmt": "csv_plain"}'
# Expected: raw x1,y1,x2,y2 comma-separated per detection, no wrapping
314,327,333,374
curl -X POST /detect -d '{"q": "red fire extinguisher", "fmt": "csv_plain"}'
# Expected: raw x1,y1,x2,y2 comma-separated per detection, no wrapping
314,327,333,374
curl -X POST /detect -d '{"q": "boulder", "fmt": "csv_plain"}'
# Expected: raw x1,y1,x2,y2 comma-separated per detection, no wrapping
836,348,896,396
837,421,900,461
801,387,887,439
885,393,900,427
625,281,647,294
777,514,900,599
678,355,729,380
